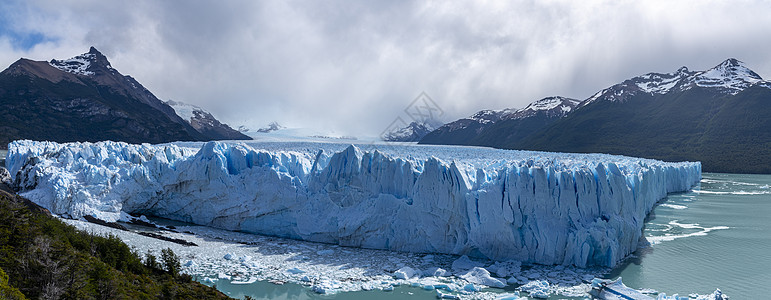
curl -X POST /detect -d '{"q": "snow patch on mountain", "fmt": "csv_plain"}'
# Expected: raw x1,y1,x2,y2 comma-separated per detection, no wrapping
505,97,580,120
757,81,771,90
473,110,513,124
522,97,578,112
7,140,700,268
688,58,763,94
49,53,98,76
166,100,198,122
635,67,694,94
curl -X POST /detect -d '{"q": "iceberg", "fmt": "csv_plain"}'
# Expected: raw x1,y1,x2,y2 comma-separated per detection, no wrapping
6,140,701,267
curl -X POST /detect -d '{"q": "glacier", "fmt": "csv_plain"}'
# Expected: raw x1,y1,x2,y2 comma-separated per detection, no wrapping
6,140,700,268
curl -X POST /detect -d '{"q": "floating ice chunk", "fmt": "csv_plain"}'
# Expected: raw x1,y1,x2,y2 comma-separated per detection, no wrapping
316,249,335,256
463,283,481,292
693,289,728,300
659,203,687,210
423,267,451,277
489,260,522,278
311,280,341,294
217,272,231,280
452,255,484,273
287,267,305,274
436,290,460,299
460,267,506,288
496,292,524,300
118,211,133,222
394,266,420,280
223,253,234,260
183,260,196,267
520,280,551,299
231,277,258,284
591,277,654,300
655,293,689,300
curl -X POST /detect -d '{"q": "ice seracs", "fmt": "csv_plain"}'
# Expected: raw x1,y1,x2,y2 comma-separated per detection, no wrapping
7,140,701,268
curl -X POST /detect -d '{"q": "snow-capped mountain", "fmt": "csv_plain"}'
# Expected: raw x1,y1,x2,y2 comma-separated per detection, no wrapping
685,58,763,93
0,47,250,148
420,96,580,146
583,58,766,106
256,122,286,133
382,119,444,142
504,96,582,119
426,58,771,173
49,50,105,76
166,100,250,140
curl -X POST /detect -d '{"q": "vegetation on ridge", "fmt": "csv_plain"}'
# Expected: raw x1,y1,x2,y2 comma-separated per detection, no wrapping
0,191,231,300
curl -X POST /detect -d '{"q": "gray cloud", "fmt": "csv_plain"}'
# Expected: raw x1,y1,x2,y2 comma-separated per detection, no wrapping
2,0,771,136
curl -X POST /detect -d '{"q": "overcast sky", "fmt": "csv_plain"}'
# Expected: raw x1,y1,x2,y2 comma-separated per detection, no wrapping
1,0,770,136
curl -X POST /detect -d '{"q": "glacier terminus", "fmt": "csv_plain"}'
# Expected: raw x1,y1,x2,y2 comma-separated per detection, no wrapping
6,140,701,268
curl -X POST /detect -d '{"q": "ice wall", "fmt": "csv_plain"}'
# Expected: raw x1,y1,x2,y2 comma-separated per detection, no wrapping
6,140,701,267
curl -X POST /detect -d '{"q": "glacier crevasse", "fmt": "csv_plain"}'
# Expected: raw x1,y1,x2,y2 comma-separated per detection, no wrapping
6,140,701,267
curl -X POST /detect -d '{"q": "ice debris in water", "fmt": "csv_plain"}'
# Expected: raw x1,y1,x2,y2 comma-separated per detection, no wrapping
393,266,420,280
520,280,550,299
460,267,506,288
59,215,727,299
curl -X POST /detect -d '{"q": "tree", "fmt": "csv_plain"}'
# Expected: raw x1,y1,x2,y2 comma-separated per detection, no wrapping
160,248,180,277
145,251,161,271
0,267,26,300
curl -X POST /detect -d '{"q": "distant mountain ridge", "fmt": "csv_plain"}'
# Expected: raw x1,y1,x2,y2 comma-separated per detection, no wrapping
382,119,444,142
421,58,771,173
0,47,249,148
166,100,250,140
420,96,580,146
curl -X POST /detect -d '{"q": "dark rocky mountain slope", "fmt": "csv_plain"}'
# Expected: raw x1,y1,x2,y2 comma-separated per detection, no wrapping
0,47,249,149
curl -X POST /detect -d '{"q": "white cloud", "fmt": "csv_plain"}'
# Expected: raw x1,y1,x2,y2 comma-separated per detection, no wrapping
1,0,771,136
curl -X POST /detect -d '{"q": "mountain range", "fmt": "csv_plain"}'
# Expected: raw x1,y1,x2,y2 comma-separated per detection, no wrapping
421,58,771,174
0,47,249,149
382,119,444,142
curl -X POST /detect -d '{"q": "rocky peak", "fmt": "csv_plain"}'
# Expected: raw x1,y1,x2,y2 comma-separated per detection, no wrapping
686,58,762,94
505,96,581,120
49,46,112,76
583,58,766,106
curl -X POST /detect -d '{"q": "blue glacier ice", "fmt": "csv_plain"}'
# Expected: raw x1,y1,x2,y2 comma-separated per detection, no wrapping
6,140,701,268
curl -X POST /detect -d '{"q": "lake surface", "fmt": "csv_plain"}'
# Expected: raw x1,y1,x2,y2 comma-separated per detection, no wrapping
207,172,769,299
610,172,771,299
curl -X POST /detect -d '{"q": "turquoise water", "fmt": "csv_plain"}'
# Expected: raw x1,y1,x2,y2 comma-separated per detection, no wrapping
202,172,769,299
610,172,771,298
